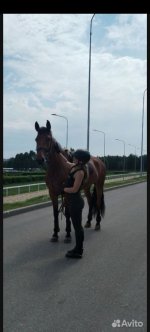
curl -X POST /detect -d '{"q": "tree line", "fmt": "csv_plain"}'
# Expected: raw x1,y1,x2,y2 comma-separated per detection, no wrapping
3,150,147,172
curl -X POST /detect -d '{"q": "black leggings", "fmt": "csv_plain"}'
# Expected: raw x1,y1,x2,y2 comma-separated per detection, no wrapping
68,194,84,252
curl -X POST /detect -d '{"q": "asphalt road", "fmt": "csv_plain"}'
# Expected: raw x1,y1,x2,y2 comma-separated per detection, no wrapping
3,183,147,332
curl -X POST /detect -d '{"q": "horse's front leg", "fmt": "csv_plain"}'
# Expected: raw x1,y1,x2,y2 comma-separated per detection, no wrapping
50,194,60,242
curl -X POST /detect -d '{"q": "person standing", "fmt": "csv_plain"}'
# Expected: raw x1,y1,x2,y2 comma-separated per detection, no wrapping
61,149,90,258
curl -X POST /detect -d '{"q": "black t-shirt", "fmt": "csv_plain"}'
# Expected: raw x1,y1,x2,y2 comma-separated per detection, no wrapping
64,165,87,192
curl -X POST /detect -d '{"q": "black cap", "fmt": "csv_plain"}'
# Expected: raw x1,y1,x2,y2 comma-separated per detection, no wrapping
73,149,91,163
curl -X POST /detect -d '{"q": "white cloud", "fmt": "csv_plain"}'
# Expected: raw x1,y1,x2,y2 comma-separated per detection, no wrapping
105,14,147,53
4,14,147,158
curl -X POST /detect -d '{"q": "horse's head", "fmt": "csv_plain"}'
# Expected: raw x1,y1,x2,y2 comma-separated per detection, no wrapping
35,120,63,168
35,120,54,167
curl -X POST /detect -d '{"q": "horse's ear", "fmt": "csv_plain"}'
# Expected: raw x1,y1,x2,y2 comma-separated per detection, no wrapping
46,120,51,132
35,121,40,132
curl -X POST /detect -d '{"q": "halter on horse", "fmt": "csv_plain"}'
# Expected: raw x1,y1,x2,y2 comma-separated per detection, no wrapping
35,120,106,242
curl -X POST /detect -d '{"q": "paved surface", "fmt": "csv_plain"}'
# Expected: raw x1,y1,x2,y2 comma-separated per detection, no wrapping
3,183,147,332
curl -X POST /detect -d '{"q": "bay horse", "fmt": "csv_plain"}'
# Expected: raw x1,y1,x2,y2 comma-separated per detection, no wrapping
35,120,106,242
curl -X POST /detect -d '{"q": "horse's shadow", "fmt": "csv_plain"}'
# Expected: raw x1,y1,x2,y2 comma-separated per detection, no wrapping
6,216,103,293
31,230,102,291
6,233,85,292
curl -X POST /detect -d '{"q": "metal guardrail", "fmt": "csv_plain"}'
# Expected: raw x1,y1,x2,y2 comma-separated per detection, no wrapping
105,172,146,182
3,172,146,197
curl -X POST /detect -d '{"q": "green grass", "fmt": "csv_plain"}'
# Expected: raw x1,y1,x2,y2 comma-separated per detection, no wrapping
104,176,146,188
3,177,146,212
3,195,50,211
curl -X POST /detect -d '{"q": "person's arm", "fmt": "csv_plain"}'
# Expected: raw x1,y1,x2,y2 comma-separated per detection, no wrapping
55,142,74,166
64,170,84,193
59,152,74,167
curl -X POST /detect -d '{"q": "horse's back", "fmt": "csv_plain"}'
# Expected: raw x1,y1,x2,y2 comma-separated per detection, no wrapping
86,156,106,185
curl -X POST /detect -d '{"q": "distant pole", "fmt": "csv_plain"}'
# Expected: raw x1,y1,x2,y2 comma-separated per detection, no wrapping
128,144,137,172
115,138,126,173
87,14,95,151
142,148,147,172
51,113,68,148
140,88,147,176
134,146,136,173
93,129,106,163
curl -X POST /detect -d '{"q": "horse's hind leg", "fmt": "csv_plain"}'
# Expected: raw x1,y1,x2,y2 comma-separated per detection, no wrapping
64,205,72,243
85,202,93,228
95,208,101,230
84,187,93,228
95,184,104,231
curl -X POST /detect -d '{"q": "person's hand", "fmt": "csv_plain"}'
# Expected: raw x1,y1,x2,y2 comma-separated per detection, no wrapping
60,182,65,195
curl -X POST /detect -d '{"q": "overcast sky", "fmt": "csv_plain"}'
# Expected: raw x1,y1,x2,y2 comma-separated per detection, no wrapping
4,14,147,159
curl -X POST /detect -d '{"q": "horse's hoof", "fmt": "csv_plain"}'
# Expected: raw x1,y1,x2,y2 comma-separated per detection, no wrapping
84,222,91,228
64,237,72,243
95,224,101,231
50,236,59,242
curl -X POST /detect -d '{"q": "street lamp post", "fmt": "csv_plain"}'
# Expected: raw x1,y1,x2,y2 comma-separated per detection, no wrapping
93,129,105,163
140,88,147,176
142,148,147,172
51,113,68,148
115,138,126,173
87,13,95,151
128,144,137,172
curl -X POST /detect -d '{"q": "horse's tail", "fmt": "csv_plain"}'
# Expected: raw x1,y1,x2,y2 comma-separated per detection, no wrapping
91,186,105,218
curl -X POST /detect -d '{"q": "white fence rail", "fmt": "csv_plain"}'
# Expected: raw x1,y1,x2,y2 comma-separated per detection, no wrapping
3,183,47,196
3,172,146,197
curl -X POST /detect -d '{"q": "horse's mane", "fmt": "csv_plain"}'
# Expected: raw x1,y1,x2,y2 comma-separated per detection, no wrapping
52,138,65,155
52,135,73,162
63,149,73,162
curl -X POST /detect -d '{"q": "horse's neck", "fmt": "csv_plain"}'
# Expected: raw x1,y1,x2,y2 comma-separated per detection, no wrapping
47,153,71,176
58,153,72,172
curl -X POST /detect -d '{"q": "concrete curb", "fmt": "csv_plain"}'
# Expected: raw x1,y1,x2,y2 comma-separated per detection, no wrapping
3,180,146,218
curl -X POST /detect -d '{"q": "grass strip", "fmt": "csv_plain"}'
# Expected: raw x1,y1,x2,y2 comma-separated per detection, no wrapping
3,195,50,211
104,176,146,188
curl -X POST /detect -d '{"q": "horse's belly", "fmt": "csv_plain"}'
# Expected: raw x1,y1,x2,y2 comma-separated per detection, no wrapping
88,161,98,183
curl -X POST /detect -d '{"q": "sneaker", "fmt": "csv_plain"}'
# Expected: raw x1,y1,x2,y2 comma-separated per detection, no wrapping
66,251,82,258
67,247,77,254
